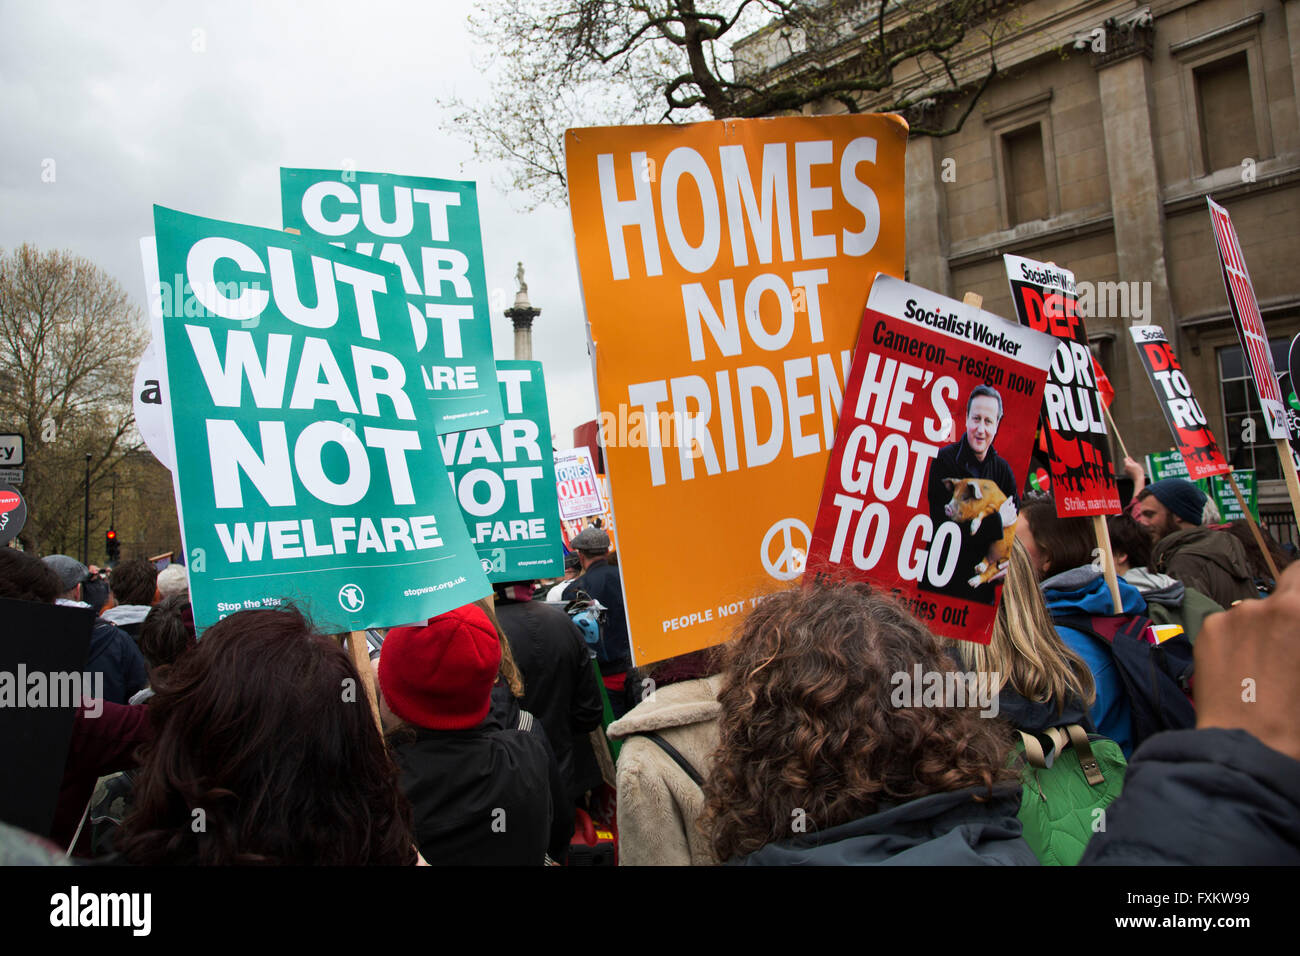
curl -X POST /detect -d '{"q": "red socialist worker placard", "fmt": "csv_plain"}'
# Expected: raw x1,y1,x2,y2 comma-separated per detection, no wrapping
1129,325,1231,480
806,274,1057,645
1003,254,1119,515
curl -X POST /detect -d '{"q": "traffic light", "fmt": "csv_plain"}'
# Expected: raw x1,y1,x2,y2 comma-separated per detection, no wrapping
106,528,120,562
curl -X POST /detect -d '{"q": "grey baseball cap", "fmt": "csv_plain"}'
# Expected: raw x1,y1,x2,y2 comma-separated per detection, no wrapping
43,554,89,592
570,527,611,552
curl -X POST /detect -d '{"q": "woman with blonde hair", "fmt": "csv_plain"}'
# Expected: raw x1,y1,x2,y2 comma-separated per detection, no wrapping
956,538,1127,866
955,537,1096,730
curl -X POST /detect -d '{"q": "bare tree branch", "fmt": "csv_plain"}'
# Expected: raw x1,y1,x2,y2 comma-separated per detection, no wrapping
0,244,149,555
440,0,1013,207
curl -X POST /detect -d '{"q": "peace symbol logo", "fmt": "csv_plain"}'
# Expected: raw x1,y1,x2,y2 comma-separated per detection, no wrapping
761,518,810,581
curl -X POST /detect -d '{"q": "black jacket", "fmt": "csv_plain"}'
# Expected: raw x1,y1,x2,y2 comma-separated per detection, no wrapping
495,599,605,800
89,619,148,706
736,783,1037,865
995,687,1094,735
562,559,630,671
1081,728,1300,865
392,716,571,866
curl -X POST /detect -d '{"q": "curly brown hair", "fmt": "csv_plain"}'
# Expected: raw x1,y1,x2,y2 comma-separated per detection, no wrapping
700,581,1017,862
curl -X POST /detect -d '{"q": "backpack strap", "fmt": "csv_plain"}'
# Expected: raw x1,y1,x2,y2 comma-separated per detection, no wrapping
1017,724,1106,786
640,732,705,788
1018,730,1051,769
1066,723,1106,786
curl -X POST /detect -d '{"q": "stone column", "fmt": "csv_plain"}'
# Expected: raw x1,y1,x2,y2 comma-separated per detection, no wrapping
504,262,541,361
1093,11,1172,327
1285,0,1300,127
1091,9,1175,459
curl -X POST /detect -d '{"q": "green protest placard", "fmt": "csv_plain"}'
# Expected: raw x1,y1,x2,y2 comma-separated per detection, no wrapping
152,205,491,633
280,168,503,434
1211,470,1258,521
441,360,564,582
1146,450,1181,481
1144,449,1256,520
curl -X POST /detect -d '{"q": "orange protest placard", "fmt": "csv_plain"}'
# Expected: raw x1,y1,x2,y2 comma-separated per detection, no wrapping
566,115,907,664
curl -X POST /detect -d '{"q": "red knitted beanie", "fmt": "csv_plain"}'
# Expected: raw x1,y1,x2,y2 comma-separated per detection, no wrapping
377,604,502,730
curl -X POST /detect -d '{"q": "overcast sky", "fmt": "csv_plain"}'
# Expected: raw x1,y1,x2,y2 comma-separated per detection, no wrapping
0,0,598,444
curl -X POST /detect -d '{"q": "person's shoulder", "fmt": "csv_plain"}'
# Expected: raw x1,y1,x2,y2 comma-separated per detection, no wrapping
91,618,141,656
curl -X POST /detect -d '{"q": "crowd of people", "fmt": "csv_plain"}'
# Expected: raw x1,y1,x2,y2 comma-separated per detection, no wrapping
1,467,1298,867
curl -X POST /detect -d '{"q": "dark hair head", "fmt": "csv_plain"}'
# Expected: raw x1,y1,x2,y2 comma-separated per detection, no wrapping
138,595,197,671
0,549,61,603
1222,520,1292,585
118,606,414,865
110,558,158,606
1020,499,1095,576
701,581,1016,862
1106,514,1152,570
967,384,1004,420
82,575,111,615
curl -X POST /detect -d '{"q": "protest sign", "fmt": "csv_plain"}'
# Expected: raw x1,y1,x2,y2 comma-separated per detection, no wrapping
133,340,174,471
0,484,27,545
1213,469,1257,521
0,598,93,838
1282,335,1300,472
560,475,618,551
806,274,1057,645
1129,326,1231,480
134,238,178,472
1143,447,1258,518
1146,449,1198,484
1207,198,1287,440
281,168,503,434
555,447,605,520
1003,254,1119,515
441,360,564,582
151,205,490,633
566,114,907,663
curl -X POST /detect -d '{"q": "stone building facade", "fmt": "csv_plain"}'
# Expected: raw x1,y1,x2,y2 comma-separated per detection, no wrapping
739,0,1300,540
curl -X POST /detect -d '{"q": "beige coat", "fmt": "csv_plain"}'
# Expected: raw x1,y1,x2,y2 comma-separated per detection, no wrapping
606,676,721,866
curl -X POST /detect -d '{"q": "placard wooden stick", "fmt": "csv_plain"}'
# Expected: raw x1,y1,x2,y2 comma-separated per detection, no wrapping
1092,515,1123,614
1228,471,1280,582
1103,404,1130,461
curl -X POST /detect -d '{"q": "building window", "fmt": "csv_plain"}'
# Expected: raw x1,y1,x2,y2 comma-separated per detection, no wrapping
1171,15,1273,180
985,90,1057,231
1003,125,1049,225
1217,338,1290,482
1195,52,1258,173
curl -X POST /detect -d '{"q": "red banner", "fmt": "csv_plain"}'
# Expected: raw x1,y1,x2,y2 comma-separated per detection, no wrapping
1003,254,1119,516
806,274,1057,645
1129,325,1230,480
1093,356,1115,410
